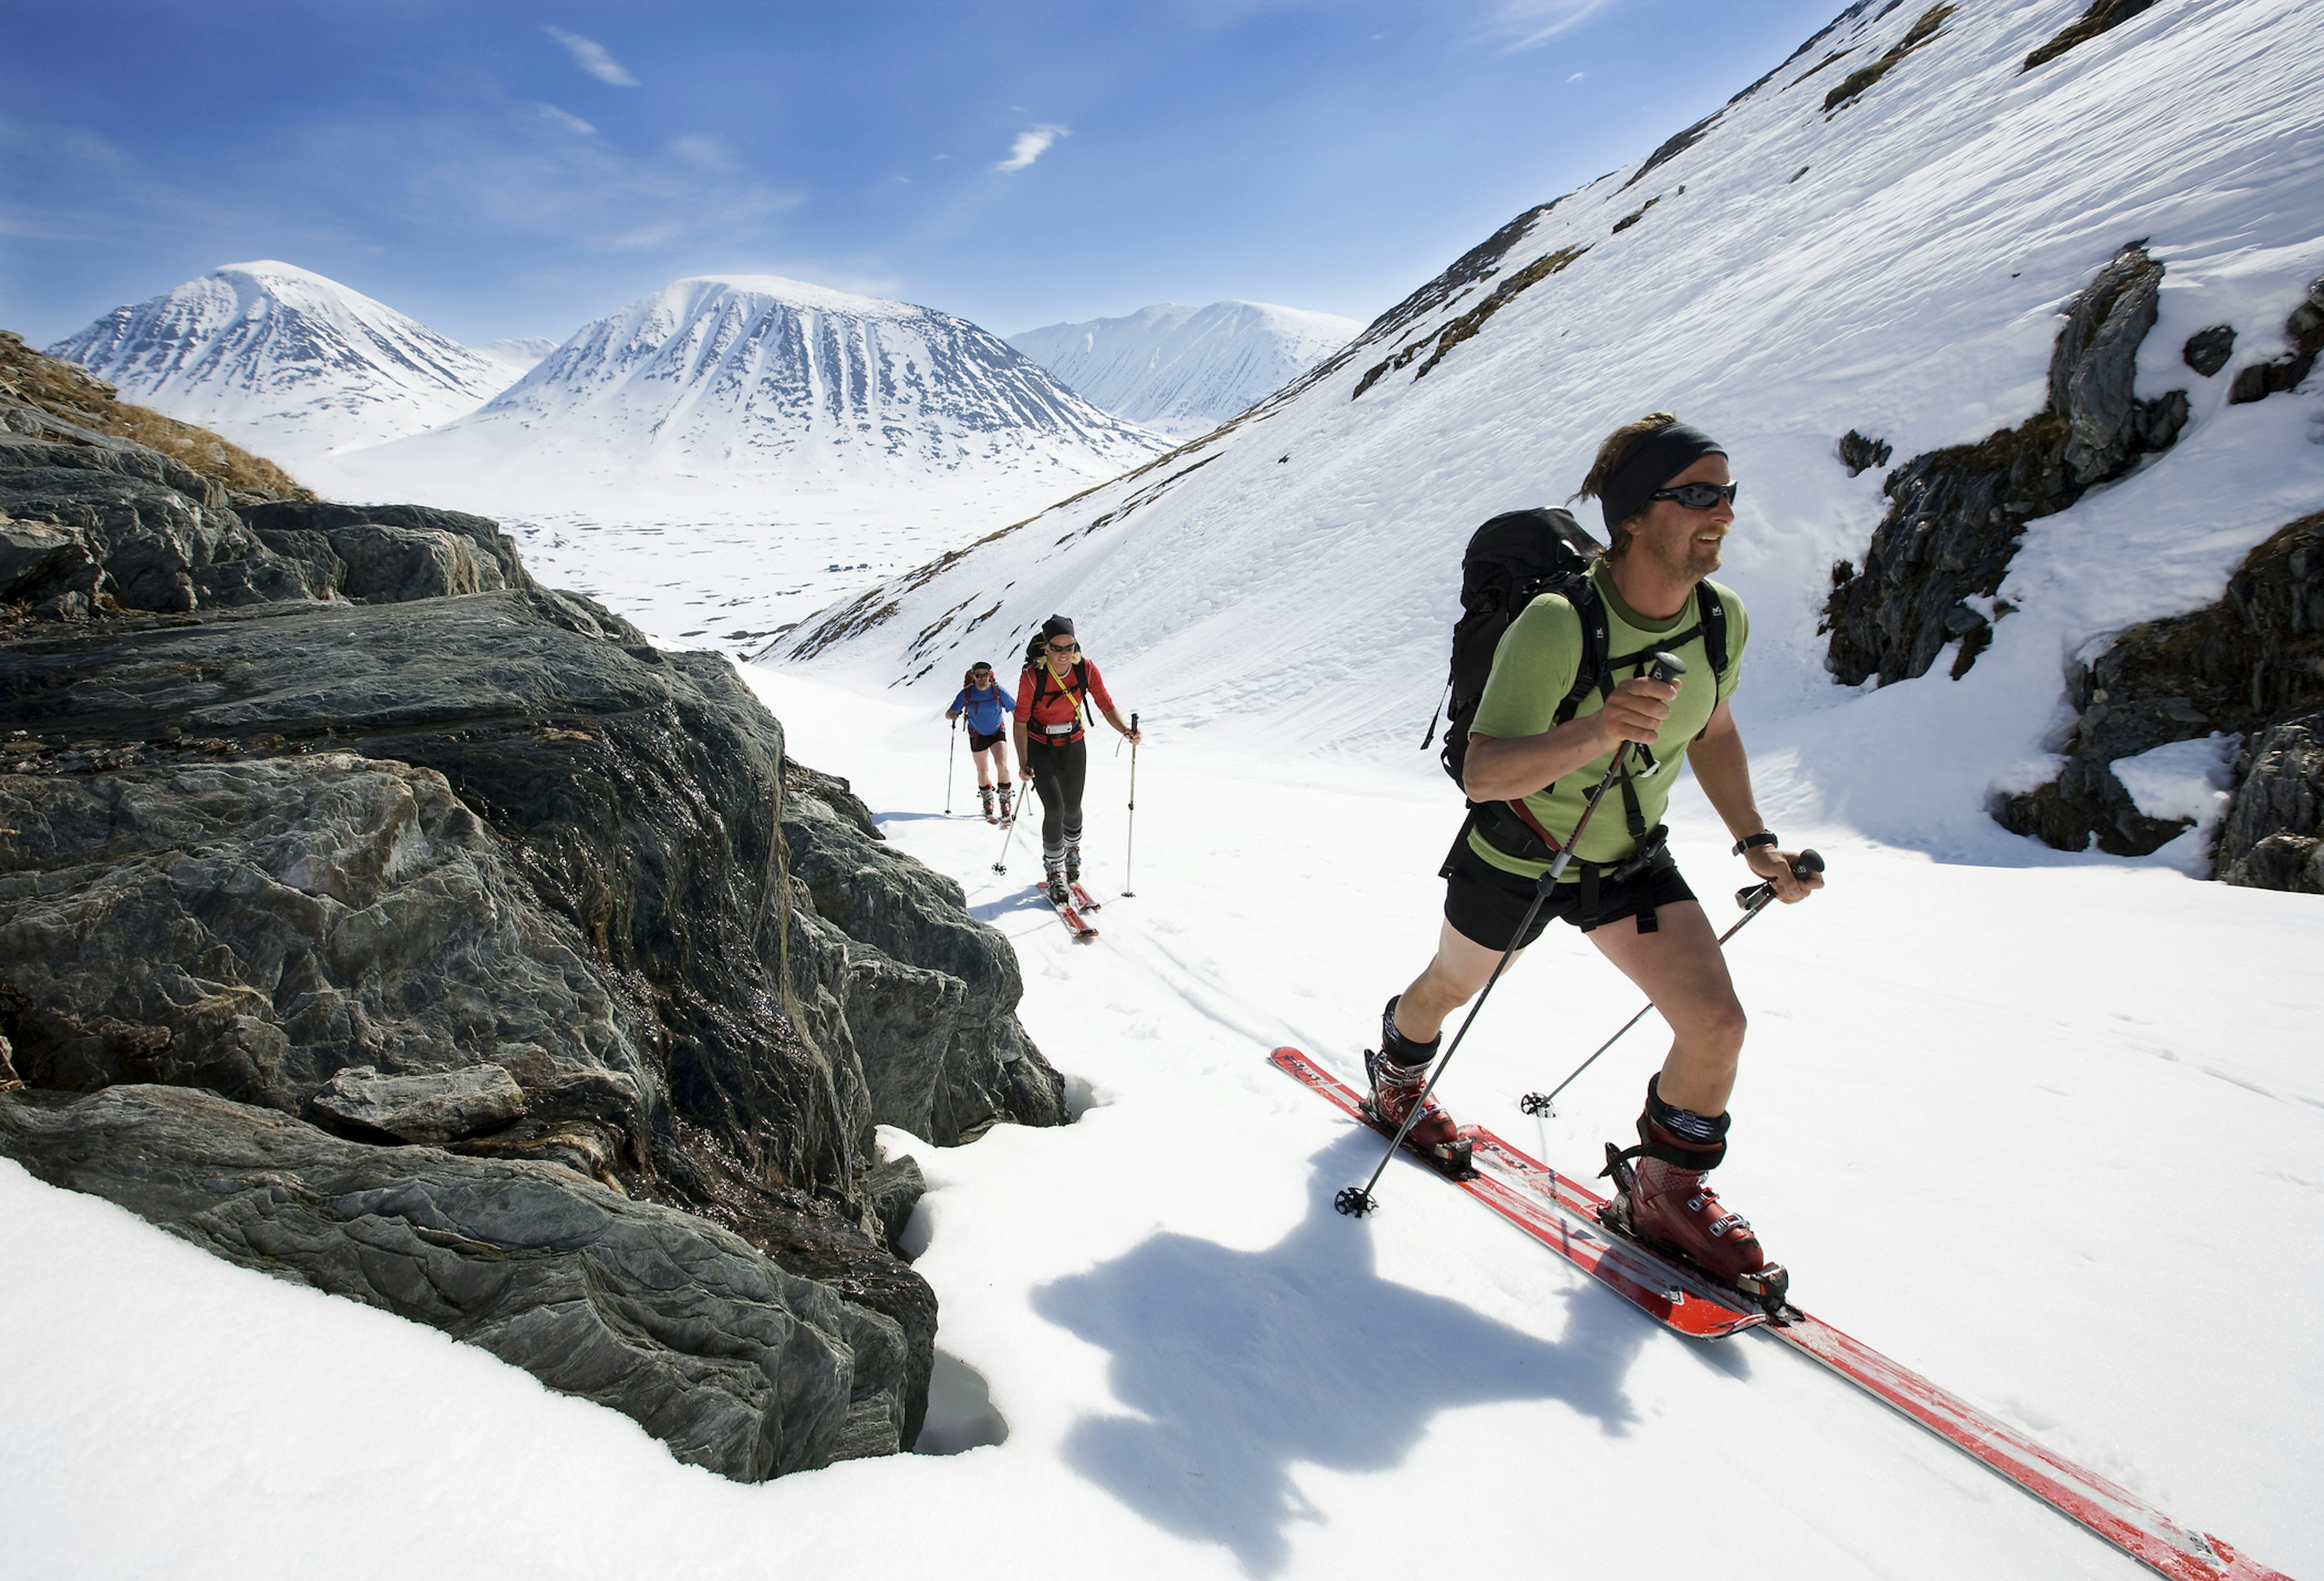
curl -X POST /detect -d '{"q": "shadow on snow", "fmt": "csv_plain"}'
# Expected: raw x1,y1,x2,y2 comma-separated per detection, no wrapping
1030,1137,1662,1576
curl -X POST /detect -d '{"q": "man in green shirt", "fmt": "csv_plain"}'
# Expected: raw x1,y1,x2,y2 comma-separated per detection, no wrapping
1370,413,1823,1281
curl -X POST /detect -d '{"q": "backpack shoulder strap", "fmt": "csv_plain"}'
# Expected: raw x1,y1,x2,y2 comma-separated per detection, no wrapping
1696,582,1729,685
1552,579,1612,727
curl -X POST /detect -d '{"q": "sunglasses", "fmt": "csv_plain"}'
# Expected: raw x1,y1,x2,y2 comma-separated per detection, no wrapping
1047,640,1079,653
1650,481,1739,510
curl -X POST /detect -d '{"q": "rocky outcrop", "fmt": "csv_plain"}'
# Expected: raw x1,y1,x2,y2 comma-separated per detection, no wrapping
783,763,1066,1146
1823,243,2189,686
2023,0,2159,74
0,1083,898,1480
2226,276,2323,407
1823,5,1954,114
1995,513,2324,869
0,345,1066,1470
2215,712,2323,892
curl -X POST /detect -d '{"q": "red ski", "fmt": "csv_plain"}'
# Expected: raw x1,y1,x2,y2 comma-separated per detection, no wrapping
1044,887,1098,942
1069,880,1104,913
1270,1047,1762,1339
1270,1046,2289,1581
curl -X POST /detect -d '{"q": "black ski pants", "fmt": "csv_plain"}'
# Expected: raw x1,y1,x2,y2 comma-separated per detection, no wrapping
1025,735,1088,868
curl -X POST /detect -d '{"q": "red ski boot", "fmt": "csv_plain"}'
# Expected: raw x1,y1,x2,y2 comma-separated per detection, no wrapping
1603,1075,1778,1293
1363,999,1471,1174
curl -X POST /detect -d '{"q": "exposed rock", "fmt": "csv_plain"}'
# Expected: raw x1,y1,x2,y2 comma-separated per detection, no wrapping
0,1083,898,1478
2182,324,2236,378
0,548,1069,1461
241,499,533,599
2216,712,2324,892
1994,512,2324,866
313,1062,528,1144
1354,244,1589,397
0,751,656,1151
1824,5,1955,114
2024,0,2161,74
1837,429,1892,476
783,767,1068,1146
866,1151,929,1255
1823,243,2188,686
2225,277,2324,406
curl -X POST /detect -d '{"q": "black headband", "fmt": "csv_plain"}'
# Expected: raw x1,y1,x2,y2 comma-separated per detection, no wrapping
1600,422,1726,534
1041,614,1075,640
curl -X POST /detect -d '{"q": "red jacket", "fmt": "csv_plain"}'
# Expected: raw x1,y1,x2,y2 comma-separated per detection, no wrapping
1015,657,1115,742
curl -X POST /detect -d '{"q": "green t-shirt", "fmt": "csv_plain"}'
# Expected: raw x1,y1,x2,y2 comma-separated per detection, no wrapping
1466,560,1748,876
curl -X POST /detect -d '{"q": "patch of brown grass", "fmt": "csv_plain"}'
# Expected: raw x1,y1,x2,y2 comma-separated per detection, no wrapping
0,330,313,499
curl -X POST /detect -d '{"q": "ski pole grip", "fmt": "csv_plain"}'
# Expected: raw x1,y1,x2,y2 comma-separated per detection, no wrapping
1733,849,1825,910
1647,650,1688,686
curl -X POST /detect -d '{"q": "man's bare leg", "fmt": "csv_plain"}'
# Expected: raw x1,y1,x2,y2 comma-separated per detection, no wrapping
1582,901,1743,1113
1393,919,1528,1045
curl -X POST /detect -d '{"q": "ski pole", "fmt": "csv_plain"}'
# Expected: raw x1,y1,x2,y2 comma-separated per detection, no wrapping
945,714,958,816
1122,711,1139,897
991,783,1022,874
1338,652,1686,1218
1519,848,1826,1118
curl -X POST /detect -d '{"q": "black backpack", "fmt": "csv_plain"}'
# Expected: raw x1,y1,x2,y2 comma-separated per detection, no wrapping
1024,633,1092,728
1425,507,1730,790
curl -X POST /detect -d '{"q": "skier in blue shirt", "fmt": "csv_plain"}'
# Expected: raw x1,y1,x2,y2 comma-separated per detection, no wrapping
947,662,1019,823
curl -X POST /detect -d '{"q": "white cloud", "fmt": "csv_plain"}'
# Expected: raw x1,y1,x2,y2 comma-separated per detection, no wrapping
543,25,639,87
993,123,1068,174
535,102,596,136
1489,0,1613,50
1567,71,1586,82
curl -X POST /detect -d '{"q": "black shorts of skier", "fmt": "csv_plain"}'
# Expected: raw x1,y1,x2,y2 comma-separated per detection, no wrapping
1373,413,1820,1286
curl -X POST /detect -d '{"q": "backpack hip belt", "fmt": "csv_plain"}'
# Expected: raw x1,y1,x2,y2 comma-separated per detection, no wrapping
1468,801,1675,932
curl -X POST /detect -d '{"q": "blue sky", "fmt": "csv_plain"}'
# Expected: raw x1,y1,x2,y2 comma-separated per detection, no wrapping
3,1,1846,348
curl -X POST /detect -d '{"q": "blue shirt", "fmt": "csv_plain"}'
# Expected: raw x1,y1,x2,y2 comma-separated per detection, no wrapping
948,684,1016,736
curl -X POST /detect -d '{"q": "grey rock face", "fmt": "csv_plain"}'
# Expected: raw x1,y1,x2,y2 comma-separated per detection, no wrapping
1993,512,2324,870
0,1084,898,1478
783,763,1066,1146
0,752,655,1152
241,499,532,599
2182,324,2236,378
2225,277,2323,406
313,1062,529,1143
1823,243,2188,687
2216,712,2323,893
0,565,1069,1461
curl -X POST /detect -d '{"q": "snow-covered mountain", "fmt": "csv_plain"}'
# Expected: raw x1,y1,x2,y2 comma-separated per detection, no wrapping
1008,300,1360,438
45,261,517,459
350,275,1168,496
790,0,2324,862
482,337,559,377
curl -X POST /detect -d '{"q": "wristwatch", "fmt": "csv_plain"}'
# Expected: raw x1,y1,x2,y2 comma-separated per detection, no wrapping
1732,832,1781,856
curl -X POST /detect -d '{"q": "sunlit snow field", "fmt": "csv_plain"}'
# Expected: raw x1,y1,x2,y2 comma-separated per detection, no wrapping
4,656,2317,1580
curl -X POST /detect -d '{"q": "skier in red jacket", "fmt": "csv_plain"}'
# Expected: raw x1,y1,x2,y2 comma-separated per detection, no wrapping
1012,614,1143,904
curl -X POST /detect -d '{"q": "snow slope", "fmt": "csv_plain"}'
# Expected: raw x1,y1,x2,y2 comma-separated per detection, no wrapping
45,261,517,460
4,672,2316,1578
1009,301,1362,438
331,275,1168,499
786,0,2324,871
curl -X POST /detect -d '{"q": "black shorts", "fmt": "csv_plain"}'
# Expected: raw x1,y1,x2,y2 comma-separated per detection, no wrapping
1442,837,1697,950
968,728,1006,753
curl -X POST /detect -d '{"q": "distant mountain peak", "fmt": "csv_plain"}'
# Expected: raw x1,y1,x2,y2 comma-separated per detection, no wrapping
355,272,1168,493
1009,300,1361,438
47,263,517,459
